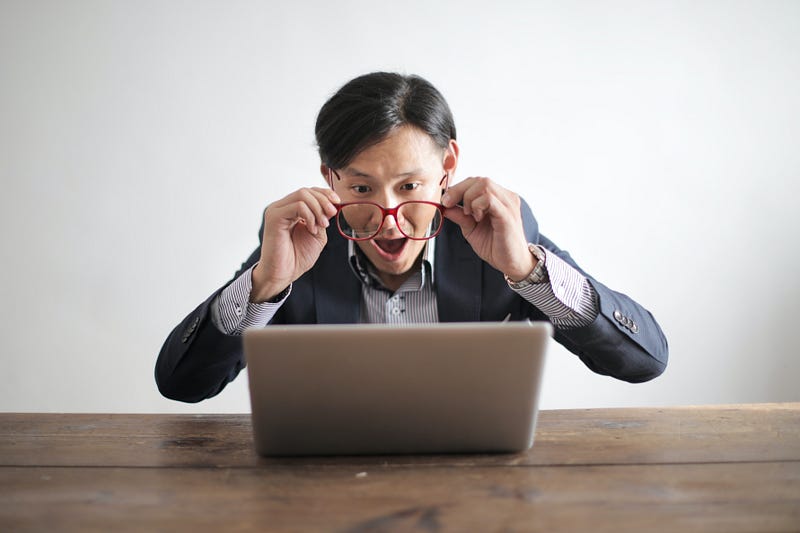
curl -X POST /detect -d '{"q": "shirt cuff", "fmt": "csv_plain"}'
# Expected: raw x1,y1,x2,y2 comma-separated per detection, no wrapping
210,264,290,335
509,246,599,329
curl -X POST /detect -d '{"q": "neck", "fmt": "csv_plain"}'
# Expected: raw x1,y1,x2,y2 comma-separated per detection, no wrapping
374,253,424,293
377,270,414,293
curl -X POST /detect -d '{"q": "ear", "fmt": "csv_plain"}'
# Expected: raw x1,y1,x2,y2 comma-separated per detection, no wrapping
442,139,460,189
320,164,333,188
443,139,459,177
438,139,460,193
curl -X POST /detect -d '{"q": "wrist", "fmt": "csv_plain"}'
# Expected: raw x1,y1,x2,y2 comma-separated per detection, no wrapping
505,241,539,282
250,264,290,303
505,254,537,283
505,244,548,288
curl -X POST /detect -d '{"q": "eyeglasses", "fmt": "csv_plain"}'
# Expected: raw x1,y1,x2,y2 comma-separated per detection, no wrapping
328,169,448,241
334,200,445,241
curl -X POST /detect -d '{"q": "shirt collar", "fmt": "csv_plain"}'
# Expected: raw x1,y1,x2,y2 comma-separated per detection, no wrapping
348,237,437,290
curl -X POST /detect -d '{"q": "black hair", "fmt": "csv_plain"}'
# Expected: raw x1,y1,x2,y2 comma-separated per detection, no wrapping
315,72,457,170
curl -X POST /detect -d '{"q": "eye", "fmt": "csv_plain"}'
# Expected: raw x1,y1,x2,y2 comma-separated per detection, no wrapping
350,184,371,194
400,183,421,192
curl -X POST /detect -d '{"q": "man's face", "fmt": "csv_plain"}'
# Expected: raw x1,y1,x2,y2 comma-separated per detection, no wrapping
325,125,457,290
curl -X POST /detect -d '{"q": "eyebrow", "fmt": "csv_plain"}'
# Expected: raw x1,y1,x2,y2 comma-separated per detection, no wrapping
343,168,426,179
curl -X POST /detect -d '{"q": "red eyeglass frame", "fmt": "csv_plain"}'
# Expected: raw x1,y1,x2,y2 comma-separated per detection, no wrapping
327,168,450,241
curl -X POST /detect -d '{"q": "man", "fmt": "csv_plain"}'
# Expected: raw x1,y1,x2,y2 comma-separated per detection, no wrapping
156,72,668,403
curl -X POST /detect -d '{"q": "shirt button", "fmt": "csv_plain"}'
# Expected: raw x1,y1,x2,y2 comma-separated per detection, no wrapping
235,306,243,317
391,308,401,316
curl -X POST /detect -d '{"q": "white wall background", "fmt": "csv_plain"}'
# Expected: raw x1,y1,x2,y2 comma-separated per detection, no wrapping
1,0,798,413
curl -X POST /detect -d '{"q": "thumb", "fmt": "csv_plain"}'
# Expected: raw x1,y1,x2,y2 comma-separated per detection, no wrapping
443,207,477,236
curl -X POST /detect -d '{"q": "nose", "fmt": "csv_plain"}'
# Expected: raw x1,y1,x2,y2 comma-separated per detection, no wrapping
374,189,400,208
379,210,401,235
372,192,401,235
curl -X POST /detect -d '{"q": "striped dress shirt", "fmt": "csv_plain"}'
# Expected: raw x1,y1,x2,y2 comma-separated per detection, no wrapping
211,239,599,334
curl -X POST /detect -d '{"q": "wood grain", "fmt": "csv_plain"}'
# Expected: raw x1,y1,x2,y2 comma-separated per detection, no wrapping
1,404,798,467
1,462,798,532
1,404,798,532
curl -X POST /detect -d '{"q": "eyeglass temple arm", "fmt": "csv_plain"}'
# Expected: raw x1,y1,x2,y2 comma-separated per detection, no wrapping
440,173,449,195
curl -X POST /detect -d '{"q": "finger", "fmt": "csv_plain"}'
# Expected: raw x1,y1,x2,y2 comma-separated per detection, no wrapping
465,191,493,222
443,206,478,237
289,202,323,235
307,187,341,219
294,188,336,228
458,177,494,219
441,177,474,208
441,177,485,222
269,196,324,235
461,177,519,223
305,186,341,205
273,187,339,213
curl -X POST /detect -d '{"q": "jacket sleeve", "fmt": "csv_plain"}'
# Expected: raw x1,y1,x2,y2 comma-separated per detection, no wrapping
155,247,261,403
519,200,669,382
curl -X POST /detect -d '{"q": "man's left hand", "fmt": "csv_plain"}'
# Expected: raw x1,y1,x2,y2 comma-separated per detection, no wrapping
441,177,536,282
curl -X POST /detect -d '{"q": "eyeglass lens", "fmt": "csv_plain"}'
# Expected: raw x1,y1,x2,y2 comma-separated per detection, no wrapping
337,202,443,240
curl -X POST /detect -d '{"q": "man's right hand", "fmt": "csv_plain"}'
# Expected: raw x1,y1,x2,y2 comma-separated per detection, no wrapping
250,187,340,303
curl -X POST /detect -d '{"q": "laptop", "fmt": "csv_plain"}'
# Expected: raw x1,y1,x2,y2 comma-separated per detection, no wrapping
244,321,551,456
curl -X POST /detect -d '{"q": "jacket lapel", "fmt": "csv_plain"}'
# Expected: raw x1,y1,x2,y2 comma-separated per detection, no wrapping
435,222,483,322
313,228,361,324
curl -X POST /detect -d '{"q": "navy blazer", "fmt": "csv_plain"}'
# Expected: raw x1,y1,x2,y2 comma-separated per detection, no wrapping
156,201,668,403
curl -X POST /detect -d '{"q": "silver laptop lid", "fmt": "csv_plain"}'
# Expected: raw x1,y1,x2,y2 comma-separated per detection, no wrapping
244,321,551,456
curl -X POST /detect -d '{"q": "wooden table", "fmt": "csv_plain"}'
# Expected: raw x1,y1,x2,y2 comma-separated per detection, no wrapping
1,404,798,532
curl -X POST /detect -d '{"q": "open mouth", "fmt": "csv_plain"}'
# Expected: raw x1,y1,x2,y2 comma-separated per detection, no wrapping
372,237,408,259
